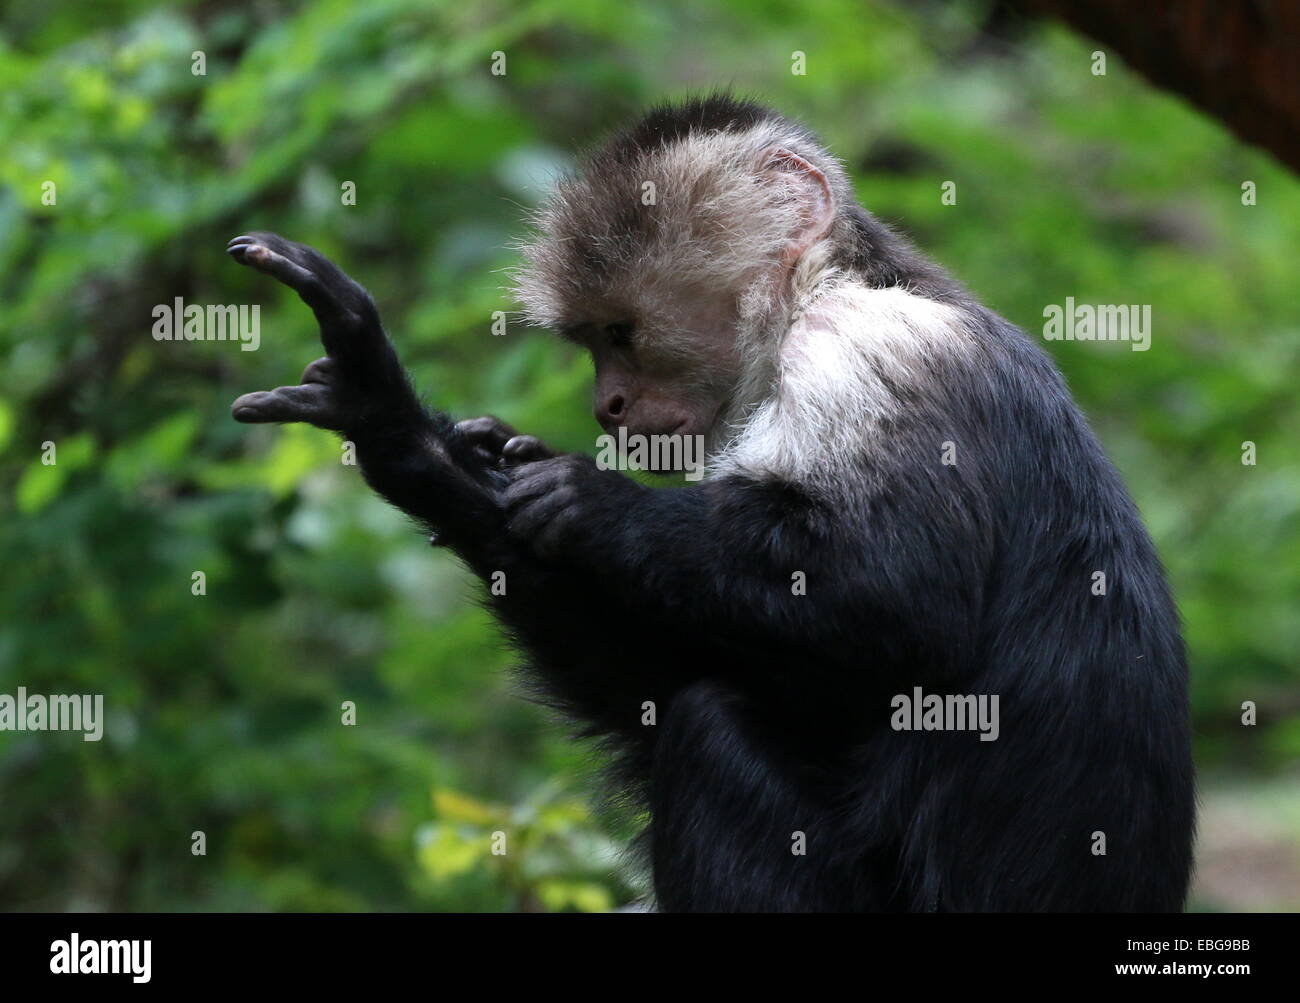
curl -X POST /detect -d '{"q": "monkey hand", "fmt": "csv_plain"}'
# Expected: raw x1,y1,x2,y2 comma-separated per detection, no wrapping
227,232,411,430
454,416,556,468
504,454,644,560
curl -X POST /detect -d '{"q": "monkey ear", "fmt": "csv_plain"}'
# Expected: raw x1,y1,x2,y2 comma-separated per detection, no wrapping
757,147,835,265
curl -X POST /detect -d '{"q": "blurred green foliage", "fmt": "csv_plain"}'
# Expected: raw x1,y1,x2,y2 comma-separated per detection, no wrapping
0,0,1297,911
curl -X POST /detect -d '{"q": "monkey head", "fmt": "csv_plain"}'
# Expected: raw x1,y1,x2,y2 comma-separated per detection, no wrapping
514,95,850,457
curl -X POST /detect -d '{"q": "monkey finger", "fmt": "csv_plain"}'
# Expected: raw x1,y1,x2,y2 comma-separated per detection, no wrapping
231,383,342,428
507,488,577,541
229,241,330,308
504,464,569,507
502,435,555,465
227,235,357,332
300,356,338,385
225,234,259,256
455,416,519,454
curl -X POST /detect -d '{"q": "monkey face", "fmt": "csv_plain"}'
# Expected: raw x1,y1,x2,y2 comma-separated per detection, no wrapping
566,280,742,451
513,99,844,468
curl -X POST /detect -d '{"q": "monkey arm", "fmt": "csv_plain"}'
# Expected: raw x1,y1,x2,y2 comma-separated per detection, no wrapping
649,679,850,911
219,261,663,725
501,453,986,676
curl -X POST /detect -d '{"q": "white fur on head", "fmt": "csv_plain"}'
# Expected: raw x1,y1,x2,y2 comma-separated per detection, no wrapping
512,120,855,333
513,102,975,496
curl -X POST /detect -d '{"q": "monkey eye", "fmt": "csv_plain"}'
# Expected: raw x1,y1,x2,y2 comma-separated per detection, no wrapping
605,322,635,347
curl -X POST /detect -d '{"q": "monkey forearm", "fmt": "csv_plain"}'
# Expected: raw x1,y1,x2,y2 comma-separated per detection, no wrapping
503,460,876,661
345,405,514,549
603,489,851,652
503,459,978,674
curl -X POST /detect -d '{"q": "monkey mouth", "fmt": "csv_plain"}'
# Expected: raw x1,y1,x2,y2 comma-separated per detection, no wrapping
622,419,691,439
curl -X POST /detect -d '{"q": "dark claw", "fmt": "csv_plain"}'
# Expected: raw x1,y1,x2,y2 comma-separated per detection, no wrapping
226,235,257,262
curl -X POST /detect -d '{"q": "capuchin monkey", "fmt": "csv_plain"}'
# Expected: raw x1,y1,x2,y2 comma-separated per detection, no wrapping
228,95,1194,912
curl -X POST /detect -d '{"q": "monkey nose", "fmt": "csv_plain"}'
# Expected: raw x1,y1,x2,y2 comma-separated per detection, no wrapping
595,394,626,430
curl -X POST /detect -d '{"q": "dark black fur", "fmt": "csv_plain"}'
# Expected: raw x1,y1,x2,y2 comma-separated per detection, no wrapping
228,96,1195,912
